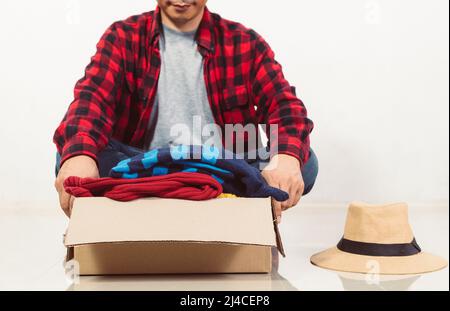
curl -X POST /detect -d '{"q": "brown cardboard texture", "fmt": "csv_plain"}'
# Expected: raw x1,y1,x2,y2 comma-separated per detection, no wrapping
64,197,284,275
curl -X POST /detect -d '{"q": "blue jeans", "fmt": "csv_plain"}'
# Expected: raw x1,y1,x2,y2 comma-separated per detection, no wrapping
56,139,319,196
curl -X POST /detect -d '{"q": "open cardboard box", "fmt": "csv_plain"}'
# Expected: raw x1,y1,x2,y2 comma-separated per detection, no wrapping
64,197,285,275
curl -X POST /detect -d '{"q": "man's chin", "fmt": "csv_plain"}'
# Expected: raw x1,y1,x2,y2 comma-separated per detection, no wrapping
160,5,204,29
167,16,191,26
170,13,195,21
168,14,198,27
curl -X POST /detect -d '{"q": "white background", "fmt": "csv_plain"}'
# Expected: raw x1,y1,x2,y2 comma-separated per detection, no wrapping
0,0,448,206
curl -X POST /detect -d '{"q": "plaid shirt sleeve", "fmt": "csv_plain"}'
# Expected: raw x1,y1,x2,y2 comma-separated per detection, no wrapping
53,23,124,166
251,33,314,166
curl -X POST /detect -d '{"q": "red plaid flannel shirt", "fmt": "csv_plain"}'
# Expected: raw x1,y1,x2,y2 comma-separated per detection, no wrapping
54,6,314,166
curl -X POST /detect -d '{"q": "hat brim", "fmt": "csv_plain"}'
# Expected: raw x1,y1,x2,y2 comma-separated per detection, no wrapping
311,247,448,275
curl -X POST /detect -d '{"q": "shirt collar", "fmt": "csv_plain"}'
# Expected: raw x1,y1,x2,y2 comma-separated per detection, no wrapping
150,6,215,54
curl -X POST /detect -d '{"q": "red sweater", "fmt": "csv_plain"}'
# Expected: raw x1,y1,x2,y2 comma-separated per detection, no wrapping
64,173,223,201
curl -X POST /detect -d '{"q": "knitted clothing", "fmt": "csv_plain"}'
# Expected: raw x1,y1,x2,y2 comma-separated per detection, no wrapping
110,145,289,202
64,172,223,202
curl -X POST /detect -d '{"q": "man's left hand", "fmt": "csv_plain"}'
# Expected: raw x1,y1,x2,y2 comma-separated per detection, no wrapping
261,154,304,224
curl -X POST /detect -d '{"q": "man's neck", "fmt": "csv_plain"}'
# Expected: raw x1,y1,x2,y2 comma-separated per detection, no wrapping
160,8,205,33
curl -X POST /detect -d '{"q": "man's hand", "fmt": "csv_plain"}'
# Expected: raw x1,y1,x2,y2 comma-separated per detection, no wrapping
54,155,99,217
261,154,304,224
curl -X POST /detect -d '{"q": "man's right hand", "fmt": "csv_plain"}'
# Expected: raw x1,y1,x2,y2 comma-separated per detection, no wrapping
55,155,99,217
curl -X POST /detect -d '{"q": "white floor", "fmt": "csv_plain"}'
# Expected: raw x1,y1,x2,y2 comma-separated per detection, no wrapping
0,200,448,291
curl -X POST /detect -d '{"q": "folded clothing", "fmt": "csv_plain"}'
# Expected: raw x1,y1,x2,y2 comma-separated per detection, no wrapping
110,145,289,202
64,172,223,202
217,193,238,199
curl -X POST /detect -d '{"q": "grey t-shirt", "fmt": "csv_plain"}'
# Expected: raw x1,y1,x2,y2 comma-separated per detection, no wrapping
146,25,222,150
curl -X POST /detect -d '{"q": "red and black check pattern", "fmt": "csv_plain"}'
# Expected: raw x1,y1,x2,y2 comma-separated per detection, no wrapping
54,6,314,167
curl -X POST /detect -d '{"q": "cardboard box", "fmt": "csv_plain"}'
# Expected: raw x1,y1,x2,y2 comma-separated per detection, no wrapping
64,197,285,275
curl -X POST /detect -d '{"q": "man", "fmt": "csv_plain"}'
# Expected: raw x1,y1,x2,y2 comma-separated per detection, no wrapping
54,0,318,222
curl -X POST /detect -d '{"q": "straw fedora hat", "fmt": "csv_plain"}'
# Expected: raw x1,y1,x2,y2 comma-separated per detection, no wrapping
310,202,448,275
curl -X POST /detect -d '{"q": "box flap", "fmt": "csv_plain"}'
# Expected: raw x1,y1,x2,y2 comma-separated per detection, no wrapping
65,197,278,249
271,205,286,257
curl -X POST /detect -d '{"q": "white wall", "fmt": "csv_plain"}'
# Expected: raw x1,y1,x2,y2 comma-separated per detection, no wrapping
0,0,448,205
